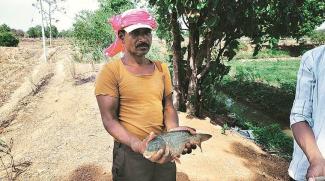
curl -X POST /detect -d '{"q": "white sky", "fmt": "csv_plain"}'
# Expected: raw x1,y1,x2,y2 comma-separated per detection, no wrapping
0,0,324,32
0,0,99,31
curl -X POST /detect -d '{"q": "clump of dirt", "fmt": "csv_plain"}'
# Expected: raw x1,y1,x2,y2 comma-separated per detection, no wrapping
67,165,112,181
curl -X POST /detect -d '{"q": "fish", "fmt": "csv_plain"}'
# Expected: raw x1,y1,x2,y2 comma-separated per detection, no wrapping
143,130,212,159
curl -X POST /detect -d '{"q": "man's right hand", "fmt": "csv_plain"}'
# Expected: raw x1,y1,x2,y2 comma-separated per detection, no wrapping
130,132,175,164
307,158,325,180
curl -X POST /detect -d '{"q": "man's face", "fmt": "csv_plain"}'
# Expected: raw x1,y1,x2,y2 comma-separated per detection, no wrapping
119,28,152,57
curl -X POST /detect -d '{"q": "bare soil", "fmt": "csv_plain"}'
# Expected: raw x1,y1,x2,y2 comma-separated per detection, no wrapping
0,40,289,181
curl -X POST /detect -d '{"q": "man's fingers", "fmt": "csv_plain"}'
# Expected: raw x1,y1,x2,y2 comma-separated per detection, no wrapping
182,148,187,155
147,132,156,142
150,149,164,161
169,126,196,135
191,144,197,149
308,177,315,181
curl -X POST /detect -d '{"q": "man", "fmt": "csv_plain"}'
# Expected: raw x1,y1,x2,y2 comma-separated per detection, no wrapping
95,9,196,181
289,45,325,181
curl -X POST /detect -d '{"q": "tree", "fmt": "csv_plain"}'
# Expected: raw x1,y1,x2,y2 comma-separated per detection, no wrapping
33,0,66,46
58,29,73,38
27,26,42,38
72,0,133,62
45,25,58,38
149,0,325,117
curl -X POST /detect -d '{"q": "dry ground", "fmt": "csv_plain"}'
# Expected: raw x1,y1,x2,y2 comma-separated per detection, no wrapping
0,40,289,181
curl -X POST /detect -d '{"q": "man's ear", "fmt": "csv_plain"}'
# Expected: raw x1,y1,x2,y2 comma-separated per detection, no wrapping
118,30,126,41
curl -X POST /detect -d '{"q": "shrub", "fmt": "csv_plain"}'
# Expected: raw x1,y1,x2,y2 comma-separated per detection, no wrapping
309,31,325,45
252,124,293,158
0,32,19,47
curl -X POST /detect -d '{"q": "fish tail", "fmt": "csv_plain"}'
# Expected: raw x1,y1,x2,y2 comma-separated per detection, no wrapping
198,133,212,142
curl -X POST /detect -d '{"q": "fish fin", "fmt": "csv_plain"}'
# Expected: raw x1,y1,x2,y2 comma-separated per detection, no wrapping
198,142,202,152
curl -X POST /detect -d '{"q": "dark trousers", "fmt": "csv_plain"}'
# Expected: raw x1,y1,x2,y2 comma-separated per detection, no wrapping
112,141,176,181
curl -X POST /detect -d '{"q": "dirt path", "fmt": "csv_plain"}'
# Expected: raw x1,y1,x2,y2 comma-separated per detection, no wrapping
0,43,289,181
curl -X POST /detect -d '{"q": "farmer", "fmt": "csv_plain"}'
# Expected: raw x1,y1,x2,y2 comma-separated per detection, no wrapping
289,45,325,181
95,9,196,181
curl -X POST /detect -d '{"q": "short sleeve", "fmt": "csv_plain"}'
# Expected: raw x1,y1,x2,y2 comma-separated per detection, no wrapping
95,63,119,97
161,63,173,97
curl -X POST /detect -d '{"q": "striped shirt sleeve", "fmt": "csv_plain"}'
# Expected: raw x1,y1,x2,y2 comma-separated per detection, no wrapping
290,51,315,127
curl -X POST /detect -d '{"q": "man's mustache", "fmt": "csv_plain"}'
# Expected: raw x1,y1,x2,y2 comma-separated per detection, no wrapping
136,42,149,48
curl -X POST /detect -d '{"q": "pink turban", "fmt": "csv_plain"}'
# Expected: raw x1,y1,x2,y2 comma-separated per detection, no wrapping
104,9,158,57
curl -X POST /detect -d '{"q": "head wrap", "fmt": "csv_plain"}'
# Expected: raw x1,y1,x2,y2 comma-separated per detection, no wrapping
104,9,158,57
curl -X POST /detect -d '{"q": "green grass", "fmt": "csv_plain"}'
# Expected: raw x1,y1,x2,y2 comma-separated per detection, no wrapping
214,59,300,159
220,59,301,125
234,48,291,59
225,59,300,89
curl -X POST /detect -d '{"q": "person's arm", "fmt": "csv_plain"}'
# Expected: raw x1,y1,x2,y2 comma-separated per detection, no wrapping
163,94,179,130
290,51,325,179
96,95,173,164
96,95,142,152
292,122,325,179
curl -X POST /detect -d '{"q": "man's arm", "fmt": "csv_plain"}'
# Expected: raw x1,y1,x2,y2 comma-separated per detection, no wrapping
96,95,173,163
163,94,179,131
290,50,325,179
96,95,142,152
292,122,325,179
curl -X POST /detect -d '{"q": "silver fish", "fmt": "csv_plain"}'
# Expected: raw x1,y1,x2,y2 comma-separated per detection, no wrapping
143,130,212,159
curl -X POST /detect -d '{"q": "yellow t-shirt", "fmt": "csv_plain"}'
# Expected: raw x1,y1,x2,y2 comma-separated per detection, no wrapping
95,59,173,140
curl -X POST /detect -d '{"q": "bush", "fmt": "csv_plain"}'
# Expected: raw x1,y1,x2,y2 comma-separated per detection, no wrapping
0,24,11,33
252,124,293,158
309,31,325,45
0,32,19,47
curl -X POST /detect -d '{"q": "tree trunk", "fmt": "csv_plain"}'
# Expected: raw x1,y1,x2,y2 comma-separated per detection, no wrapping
170,10,184,111
186,24,200,116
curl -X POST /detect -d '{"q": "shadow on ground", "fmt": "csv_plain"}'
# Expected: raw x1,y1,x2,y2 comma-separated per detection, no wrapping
66,164,191,181
228,141,289,181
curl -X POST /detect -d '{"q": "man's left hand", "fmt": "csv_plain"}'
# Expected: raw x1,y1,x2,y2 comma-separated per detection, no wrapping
307,158,325,180
168,126,197,155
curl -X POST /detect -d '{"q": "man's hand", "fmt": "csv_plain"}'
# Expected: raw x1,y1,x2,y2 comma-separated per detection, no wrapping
168,126,197,155
307,158,325,180
131,132,174,164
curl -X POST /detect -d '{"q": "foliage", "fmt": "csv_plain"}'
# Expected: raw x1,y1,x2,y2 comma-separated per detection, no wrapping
0,32,19,47
220,59,300,122
149,0,324,117
0,24,11,33
45,25,58,38
72,0,133,62
58,29,73,38
221,123,229,135
27,25,59,38
309,30,325,45
252,124,293,158
27,25,42,38
234,48,291,59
